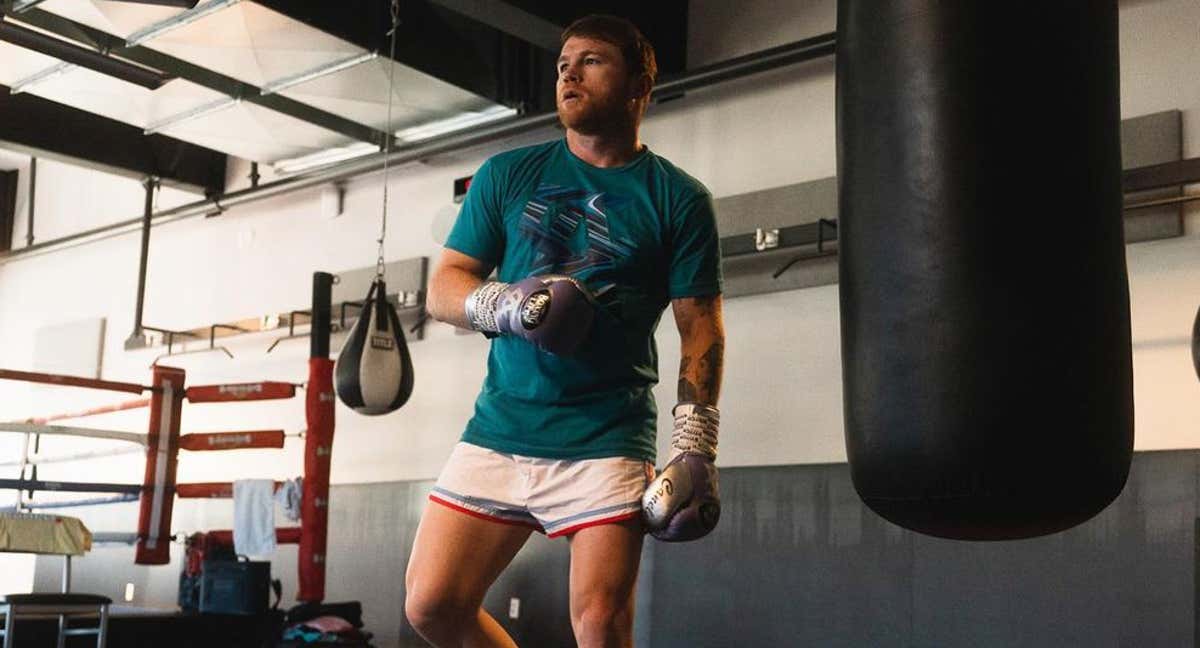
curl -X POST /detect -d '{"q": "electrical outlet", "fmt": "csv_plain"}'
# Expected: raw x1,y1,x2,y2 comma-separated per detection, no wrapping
124,583,135,602
508,597,520,619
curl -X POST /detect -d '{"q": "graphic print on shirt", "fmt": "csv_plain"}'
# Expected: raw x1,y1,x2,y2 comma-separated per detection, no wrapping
518,183,637,300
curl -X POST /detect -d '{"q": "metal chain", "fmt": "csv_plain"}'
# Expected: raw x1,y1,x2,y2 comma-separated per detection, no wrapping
376,0,401,280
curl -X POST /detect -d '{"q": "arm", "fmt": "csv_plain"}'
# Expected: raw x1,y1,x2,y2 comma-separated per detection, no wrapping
426,248,494,330
643,293,725,542
673,294,725,406
427,247,595,354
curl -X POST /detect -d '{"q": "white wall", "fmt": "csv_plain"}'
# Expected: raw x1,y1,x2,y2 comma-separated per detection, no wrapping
0,0,1197,601
1117,0,1200,453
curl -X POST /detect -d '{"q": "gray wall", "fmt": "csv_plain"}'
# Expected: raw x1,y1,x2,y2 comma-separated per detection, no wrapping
371,451,1200,646
645,451,1196,647
42,451,1200,647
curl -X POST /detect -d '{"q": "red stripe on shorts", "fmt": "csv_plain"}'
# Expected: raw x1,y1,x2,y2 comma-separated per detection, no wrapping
546,510,642,538
428,494,543,532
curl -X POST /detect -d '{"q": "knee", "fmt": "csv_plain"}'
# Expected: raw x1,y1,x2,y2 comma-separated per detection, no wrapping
572,596,633,646
404,586,474,641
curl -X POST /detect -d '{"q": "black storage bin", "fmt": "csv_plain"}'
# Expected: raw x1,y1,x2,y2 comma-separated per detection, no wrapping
200,558,271,615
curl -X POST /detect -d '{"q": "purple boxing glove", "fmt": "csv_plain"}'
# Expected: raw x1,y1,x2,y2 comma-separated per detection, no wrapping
465,275,595,355
642,403,721,542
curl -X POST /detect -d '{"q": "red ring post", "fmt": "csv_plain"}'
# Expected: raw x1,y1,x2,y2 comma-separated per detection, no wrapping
135,365,185,565
299,357,334,602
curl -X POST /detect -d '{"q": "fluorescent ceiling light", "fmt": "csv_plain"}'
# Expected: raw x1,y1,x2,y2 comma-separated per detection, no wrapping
9,61,75,94
126,0,241,47
272,141,378,175
395,105,518,144
144,96,239,135
260,52,378,96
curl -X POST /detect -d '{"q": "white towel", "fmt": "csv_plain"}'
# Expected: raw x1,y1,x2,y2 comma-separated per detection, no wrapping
275,476,303,522
233,479,276,557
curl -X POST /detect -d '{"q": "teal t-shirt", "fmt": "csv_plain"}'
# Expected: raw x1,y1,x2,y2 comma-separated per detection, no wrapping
445,139,722,461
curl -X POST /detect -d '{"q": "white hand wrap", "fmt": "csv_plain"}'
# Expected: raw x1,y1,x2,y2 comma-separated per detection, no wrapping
464,281,508,333
669,403,720,462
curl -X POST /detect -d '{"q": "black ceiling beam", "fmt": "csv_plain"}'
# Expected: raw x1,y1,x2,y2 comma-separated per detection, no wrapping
109,0,199,7
0,19,172,90
0,84,226,194
426,0,562,51
13,0,198,9
7,7,391,148
6,0,97,49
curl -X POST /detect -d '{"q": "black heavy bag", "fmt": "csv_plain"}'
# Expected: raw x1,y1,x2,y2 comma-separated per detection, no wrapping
335,278,414,415
836,1,1134,540
1193,304,1200,382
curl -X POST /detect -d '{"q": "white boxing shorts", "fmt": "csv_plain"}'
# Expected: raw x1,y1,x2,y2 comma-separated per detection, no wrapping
429,442,654,538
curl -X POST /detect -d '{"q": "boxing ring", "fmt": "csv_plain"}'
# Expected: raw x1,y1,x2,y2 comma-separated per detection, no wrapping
0,275,339,604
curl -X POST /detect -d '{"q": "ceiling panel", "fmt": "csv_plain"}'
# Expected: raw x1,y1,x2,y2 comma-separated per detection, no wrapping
16,65,160,126
0,41,63,83
3,62,226,134
135,1,499,133
0,53,346,164
152,99,350,163
4,0,519,170
36,0,187,38
277,57,498,133
139,1,352,86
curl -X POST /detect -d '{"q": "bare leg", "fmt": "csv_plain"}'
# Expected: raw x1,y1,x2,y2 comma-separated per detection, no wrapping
405,502,533,647
568,519,644,648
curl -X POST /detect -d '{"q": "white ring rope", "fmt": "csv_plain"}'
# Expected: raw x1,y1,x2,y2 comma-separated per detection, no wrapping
0,422,148,446
0,446,144,467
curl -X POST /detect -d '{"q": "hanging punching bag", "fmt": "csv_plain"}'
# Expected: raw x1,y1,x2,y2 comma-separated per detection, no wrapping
1192,304,1199,382
335,278,414,415
837,1,1134,540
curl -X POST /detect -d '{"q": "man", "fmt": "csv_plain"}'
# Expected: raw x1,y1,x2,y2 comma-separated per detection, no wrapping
404,14,724,648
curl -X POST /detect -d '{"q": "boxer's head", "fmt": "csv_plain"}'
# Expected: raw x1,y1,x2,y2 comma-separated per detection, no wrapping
557,15,657,134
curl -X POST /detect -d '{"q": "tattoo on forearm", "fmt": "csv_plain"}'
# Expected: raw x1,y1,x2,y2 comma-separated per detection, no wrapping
674,294,725,404
678,354,699,401
678,378,700,402
699,341,723,402
678,342,723,403
676,297,715,330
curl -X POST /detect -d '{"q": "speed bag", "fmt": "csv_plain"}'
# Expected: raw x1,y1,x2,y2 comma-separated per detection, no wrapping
335,278,414,415
836,0,1133,540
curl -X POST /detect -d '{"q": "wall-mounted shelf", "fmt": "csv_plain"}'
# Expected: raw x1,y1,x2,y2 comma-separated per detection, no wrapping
720,219,838,258
130,257,428,360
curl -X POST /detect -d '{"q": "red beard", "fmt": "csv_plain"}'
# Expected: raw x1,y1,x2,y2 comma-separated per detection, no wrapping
557,90,634,134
